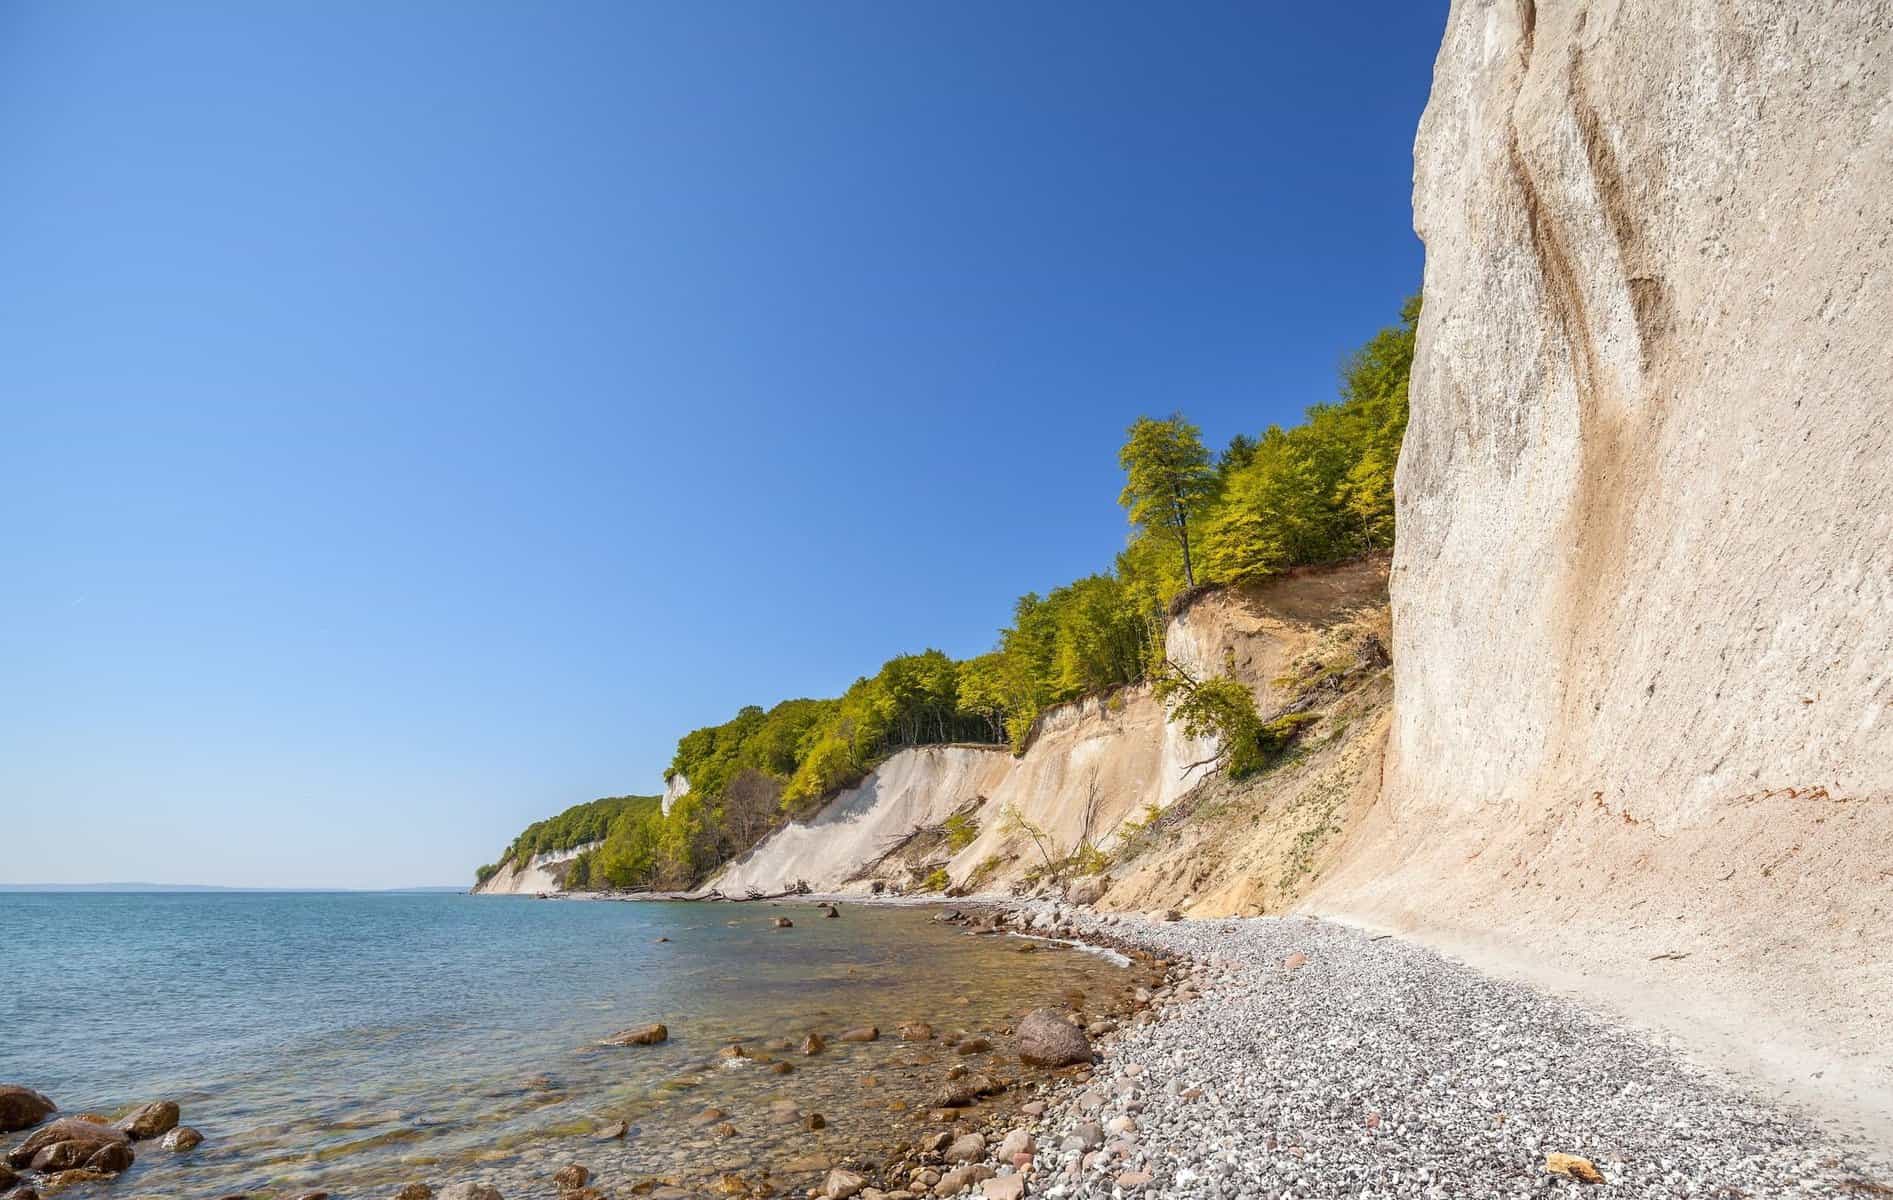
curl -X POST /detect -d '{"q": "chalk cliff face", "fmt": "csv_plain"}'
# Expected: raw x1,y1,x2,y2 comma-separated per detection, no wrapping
660,772,689,817
1314,0,1893,1131
471,841,601,895
1387,0,1892,825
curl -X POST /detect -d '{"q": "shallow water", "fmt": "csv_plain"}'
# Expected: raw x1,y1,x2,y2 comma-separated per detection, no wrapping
0,892,1129,1198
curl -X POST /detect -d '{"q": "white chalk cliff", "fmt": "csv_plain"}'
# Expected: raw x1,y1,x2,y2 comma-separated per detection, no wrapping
471,840,601,895
1313,0,1893,1140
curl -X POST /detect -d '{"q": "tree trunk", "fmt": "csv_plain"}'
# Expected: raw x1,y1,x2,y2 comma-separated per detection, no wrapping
1172,492,1196,588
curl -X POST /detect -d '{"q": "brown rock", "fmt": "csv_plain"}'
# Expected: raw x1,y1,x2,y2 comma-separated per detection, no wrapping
116,1100,180,1140
0,1086,56,1134
1283,952,1308,971
35,1168,115,1194
1016,1009,1093,1068
821,906,840,919
601,1023,668,1047
85,1142,134,1173
1546,1153,1604,1184
0,1164,15,1190
1115,1171,1153,1189
712,1123,737,1139
160,1126,204,1152
31,1143,94,1173
773,917,794,928
395,1185,435,1200
801,1033,827,1056
591,1121,627,1141
551,1164,589,1190
898,1022,935,1042
837,1026,879,1043
716,1043,749,1061
956,1037,992,1055
804,1112,826,1130
980,1177,1025,1200
769,1061,793,1075
293,1193,330,1200
7,1118,129,1169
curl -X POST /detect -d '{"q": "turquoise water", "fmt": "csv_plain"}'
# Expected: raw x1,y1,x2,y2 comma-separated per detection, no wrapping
0,893,1129,1198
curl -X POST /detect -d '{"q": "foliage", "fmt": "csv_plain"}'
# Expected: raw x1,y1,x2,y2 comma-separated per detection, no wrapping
1118,414,1216,588
564,850,593,890
496,794,656,875
918,867,951,893
944,810,981,852
1155,666,1270,778
474,863,501,886
1196,294,1417,578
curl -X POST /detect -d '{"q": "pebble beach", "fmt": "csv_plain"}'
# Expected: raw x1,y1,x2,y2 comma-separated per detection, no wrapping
959,906,1893,1200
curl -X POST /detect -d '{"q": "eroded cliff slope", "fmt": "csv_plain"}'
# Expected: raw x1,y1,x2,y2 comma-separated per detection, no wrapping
1313,0,1893,1140
710,557,1391,901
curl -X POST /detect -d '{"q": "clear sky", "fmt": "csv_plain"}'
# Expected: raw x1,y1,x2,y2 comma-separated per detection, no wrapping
2,2,1443,887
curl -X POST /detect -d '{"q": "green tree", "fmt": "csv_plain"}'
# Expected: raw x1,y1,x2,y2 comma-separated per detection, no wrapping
1118,414,1215,589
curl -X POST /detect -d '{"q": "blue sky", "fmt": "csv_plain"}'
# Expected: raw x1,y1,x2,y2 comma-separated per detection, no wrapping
2,2,1442,887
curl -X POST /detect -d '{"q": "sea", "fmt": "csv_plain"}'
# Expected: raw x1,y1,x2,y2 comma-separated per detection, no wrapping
0,891,1131,1198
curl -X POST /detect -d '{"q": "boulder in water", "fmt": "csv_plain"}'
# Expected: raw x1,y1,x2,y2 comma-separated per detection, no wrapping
438,1185,504,1200
7,1117,129,1170
160,1126,204,1152
0,1086,56,1133
600,1023,667,1047
116,1100,179,1140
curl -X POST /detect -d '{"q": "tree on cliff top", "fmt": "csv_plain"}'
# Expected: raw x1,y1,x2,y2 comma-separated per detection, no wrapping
1118,414,1216,589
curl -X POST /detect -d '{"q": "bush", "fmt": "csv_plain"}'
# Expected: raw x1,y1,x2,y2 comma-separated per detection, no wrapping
919,867,951,893
944,811,980,852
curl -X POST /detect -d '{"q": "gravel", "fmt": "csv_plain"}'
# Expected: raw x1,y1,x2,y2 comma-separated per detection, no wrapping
980,906,1893,1199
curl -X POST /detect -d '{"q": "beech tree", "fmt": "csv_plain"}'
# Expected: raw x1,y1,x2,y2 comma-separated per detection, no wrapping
1118,414,1216,589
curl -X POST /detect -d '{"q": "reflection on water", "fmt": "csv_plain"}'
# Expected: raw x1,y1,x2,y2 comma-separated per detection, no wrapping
0,893,1129,1198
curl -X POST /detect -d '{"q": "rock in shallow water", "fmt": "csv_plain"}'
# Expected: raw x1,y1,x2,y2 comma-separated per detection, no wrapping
601,1023,668,1047
160,1126,204,1152
115,1100,179,1140
7,1118,129,1169
0,1086,56,1134
437,1185,503,1200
